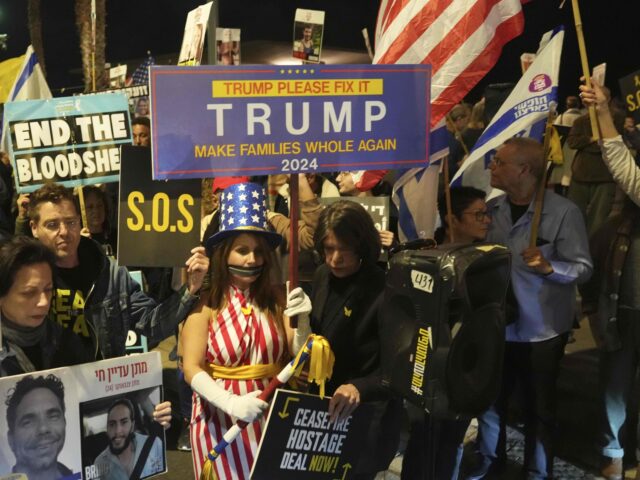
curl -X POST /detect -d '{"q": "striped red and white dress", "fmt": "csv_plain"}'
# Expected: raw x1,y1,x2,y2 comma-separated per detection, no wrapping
190,286,286,479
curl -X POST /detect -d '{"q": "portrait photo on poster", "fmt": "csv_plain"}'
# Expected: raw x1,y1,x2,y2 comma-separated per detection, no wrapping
216,28,241,66
177,2,213,66
79,386,166,480
0,369,82,480
133,96,150,119
292,8,325,63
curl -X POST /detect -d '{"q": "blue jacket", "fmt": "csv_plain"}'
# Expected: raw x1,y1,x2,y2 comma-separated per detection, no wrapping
56,237,199,359
487,191,592,342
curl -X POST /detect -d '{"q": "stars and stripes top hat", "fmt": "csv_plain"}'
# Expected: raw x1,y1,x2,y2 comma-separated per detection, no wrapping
205,182,282,250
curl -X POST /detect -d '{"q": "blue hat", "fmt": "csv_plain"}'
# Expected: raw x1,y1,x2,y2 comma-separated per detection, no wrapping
205,182,282,250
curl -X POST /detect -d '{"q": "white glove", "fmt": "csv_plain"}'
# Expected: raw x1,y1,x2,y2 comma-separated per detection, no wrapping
191,371,268,422
285,287,312,317
285,285,313,352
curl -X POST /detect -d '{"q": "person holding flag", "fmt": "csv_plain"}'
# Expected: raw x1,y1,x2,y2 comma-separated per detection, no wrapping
580,81,640,206
580,80,640,479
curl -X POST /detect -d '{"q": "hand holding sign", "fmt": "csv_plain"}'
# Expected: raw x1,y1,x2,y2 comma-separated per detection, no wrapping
152,401,173,429
328,384,360,422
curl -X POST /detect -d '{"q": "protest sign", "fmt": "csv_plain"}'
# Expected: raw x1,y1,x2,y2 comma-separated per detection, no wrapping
216,28,241,66
109,65,127,89
4,93,132,193
251,389,372,479
620,69,640,124
319,195,391,261
592,62,606,88
150,64,430,179
178,2,213,66
0,352,165,480
102,84,150,119
292,9,325,63
118,146,201,267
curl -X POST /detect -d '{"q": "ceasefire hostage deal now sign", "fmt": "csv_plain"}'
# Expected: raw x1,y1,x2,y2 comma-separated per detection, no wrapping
4,93,132,193
251,389,372,479
150,64,430,179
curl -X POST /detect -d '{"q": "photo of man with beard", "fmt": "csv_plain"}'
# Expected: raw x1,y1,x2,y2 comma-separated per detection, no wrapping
4,374,74,480
93,397,164,480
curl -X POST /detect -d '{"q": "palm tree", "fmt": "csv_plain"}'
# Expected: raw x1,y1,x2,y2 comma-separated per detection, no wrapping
75,0,107,92
27,0,46,76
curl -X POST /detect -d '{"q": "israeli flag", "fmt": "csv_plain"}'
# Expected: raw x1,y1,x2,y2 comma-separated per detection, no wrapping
1,46,51,152
392,119,448,242
451,27,565,198
7,45,51,102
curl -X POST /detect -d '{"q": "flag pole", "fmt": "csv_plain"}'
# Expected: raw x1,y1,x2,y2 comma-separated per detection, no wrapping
570,0,599,140
77,186,88,230
529,107,556,248
90,0,96,92
288,174,299,328
442,157,455,244
80,0,98,228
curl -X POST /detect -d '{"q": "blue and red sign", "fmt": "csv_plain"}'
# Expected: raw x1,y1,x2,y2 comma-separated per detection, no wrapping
150,64,430,179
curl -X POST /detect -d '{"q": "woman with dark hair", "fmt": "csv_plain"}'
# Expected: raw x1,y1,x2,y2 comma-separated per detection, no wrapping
181,182,308,479
403,187,491,480
435,186,491,245
0,236,88,376
310,200,401,479
83,186,117,256
0,237,174,429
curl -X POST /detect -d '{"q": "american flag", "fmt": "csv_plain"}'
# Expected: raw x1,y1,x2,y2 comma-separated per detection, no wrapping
374,0,526,129
128,54,155,86
376,0,527,241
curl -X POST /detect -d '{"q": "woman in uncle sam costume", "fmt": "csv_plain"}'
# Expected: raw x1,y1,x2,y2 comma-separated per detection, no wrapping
181,182,314,479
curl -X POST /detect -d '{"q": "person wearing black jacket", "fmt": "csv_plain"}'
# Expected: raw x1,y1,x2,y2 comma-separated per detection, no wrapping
309,200,402,479
0,236,89,377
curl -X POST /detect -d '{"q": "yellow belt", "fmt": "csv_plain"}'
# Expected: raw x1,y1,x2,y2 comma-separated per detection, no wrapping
209,362,282,380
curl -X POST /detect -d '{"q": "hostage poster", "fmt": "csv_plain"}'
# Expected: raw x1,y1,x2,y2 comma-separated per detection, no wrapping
0,352,165,480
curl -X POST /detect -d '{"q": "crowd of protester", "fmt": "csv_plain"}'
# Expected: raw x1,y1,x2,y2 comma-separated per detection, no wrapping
2,75,640,480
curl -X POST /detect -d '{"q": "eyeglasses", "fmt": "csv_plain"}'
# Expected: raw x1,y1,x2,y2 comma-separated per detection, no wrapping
461,210,491,222
42,218,80,232
490,156,521,168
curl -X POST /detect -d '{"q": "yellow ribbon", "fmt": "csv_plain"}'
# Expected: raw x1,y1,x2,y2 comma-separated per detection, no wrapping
292,334,334,398
208,362,282,380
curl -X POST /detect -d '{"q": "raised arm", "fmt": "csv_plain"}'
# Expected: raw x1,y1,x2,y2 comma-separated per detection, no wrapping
581,79,640,205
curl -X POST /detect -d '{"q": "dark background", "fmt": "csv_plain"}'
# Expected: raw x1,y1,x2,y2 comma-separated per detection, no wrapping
0,0,634,105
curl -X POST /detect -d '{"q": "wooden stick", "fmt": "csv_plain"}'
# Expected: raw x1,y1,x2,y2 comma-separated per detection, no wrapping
91,0,96,92
571,0,599,140
288,175,299,328
77,186,88,230
529,109,556,248
442,157,455,244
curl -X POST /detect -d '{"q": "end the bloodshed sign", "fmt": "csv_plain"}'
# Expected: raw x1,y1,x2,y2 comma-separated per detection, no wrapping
150,64,430,179
4,93,132,192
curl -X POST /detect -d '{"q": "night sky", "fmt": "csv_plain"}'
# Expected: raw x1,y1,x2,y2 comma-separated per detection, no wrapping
0,0,634,105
